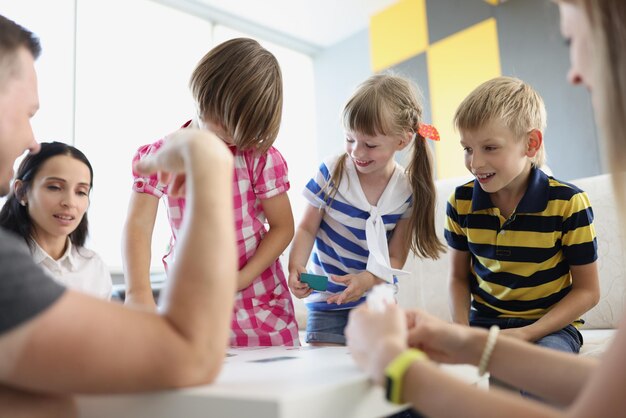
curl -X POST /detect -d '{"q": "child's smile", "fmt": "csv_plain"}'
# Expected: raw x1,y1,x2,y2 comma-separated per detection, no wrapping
460,120,533,197
353,159,373,168
345,131,407,177
475,172,496,184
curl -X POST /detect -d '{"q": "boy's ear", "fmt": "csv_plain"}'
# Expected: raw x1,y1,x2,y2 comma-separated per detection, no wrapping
526,129,543,157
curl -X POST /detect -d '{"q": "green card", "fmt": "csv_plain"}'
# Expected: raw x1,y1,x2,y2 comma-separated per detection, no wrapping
300,273,329,291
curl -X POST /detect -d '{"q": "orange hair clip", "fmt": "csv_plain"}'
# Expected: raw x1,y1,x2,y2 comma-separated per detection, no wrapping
417,124,440,141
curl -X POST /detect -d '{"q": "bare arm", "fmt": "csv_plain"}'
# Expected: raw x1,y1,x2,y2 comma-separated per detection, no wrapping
400,346,563,418
388,218,411,270
403,309,597,406
0,384,76,418
237,192,294,291
287,204,323,299
484,328,597,405
347,304,610,418
0,129,237,393
448,248,471,325
504,262,600,342
122,192,159,308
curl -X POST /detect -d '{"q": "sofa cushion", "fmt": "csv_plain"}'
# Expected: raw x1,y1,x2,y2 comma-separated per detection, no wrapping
398,176,471,321
569,175,626,329
579,329,616,357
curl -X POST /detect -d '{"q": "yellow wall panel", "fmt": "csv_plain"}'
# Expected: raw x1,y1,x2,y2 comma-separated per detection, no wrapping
427,18,501,179
370,0,428,72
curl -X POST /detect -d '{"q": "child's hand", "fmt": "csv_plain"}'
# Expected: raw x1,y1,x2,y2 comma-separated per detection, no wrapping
288,267,312,299
326,272,379,305
405,309,477,365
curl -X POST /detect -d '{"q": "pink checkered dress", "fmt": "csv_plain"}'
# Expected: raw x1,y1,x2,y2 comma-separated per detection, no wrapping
132,123,299,346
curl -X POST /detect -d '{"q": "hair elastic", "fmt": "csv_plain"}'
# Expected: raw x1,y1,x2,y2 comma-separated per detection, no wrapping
417,124,440,141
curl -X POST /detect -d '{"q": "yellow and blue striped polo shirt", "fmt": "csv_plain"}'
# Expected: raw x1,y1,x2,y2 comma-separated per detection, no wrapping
444,167,597,320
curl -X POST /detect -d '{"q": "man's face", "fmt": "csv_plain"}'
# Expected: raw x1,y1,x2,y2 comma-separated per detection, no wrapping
0,47,40,196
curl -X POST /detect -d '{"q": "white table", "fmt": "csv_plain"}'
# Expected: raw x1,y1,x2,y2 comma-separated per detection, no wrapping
77,346,483,418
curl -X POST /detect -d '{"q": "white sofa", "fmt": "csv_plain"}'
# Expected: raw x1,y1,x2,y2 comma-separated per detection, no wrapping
397,173,625,356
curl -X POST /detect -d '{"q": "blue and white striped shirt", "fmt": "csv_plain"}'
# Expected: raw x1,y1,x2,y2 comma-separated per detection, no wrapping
303,155,412,311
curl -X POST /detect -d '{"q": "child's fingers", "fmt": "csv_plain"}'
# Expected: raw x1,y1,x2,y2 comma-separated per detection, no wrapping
295,283,309,292
331,274,348,283
337,290,355,305
327,290,348,305
290,275,308,290
288,274,311,298
294,287,312,299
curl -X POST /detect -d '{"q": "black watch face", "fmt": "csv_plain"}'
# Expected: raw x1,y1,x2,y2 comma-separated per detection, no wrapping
385,375,394,402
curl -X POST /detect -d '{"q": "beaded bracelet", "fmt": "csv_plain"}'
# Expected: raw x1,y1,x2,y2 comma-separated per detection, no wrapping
477,325,500,377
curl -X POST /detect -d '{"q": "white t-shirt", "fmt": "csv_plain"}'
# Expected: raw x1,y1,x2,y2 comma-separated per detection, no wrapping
31,239,112,300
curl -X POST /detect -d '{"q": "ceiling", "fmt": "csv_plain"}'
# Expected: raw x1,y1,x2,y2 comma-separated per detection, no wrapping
157,0,398,53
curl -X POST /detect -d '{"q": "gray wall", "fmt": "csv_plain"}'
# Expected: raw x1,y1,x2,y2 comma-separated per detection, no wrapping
494,0,601,180
312,0,603,181
313,30,372,160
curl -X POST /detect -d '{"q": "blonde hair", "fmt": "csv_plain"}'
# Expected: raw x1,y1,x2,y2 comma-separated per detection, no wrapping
325,74,444,260
189,38,282,154
454,76,548,168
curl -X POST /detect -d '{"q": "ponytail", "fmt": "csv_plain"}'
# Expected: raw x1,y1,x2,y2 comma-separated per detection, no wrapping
404,132,445,259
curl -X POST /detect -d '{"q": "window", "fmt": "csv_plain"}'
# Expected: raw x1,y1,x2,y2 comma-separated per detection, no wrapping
2,1,317,276
74,0,213,273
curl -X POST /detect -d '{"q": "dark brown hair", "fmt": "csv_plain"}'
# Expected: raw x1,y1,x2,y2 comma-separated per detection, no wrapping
0,142,94,249
0,14,41,87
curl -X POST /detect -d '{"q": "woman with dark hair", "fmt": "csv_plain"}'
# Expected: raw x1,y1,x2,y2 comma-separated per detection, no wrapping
0,141,112,299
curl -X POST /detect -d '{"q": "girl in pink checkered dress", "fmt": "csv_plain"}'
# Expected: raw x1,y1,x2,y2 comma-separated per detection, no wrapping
122,38,299,347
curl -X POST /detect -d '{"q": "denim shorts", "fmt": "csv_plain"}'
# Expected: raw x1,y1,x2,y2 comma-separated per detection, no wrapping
305,309,351,345
470,315,583,353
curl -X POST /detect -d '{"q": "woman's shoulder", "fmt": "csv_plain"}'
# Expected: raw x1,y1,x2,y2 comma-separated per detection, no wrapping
71,245,103,263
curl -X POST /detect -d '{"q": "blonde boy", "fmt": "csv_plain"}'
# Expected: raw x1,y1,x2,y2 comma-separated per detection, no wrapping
445,76,600,360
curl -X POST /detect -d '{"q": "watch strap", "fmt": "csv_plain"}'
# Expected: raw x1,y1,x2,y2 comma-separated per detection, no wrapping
384,348,428,404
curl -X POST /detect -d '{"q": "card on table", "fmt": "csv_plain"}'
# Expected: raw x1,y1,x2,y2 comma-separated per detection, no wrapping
248,356,298,363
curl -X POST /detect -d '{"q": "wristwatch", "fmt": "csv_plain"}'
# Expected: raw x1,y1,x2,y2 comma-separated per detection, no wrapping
384,349,428,404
